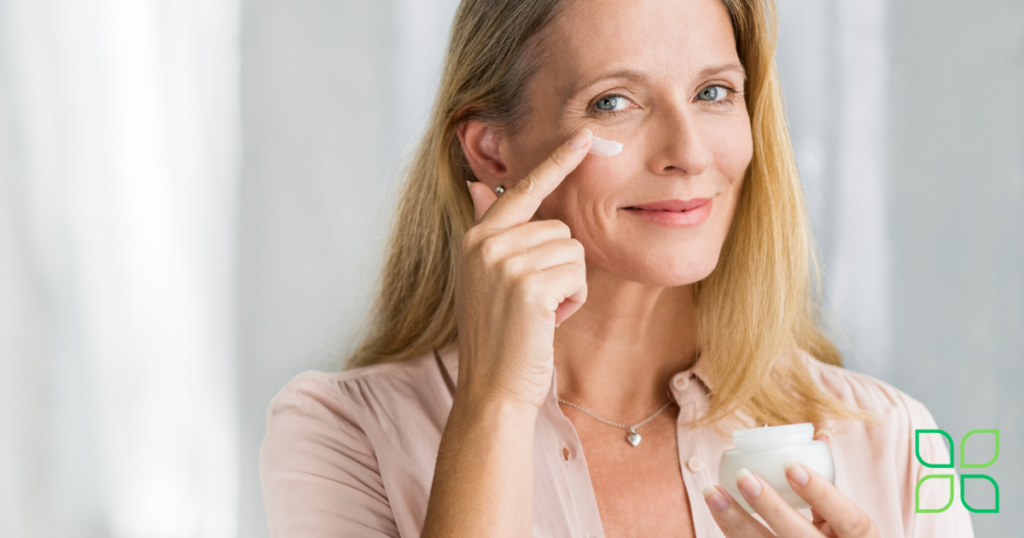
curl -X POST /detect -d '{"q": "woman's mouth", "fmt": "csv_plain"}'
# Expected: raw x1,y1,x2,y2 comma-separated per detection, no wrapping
621,198,713,227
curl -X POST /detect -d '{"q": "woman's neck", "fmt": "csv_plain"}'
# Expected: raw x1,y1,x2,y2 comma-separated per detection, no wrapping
552,266,699,420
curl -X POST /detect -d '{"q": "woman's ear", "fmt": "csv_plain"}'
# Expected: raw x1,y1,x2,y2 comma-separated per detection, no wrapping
457,120,510,192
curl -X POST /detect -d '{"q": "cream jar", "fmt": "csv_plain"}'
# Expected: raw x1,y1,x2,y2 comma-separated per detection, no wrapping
718,423,835,512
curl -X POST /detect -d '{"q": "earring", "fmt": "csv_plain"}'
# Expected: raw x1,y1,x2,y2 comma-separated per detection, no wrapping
495,186,505,195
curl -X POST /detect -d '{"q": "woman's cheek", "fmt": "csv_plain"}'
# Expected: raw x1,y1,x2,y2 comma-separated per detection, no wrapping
709,117,754,184
537,154,631,223
574,150,636,190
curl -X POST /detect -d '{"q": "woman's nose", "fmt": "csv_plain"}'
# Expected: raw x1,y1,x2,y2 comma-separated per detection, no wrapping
648,108,713,177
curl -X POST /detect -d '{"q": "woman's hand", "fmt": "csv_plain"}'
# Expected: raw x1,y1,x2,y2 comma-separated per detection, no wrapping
423,128,593,536
457,128,593,409
703,432,881,538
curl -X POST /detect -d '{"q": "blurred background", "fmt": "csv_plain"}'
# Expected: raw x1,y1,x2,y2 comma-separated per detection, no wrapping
0,0,1020,536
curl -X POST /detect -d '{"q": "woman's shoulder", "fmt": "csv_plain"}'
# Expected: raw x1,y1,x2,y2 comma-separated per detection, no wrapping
261,350,455,538
272,350,436,401
265,347,457,440
797,350,937,429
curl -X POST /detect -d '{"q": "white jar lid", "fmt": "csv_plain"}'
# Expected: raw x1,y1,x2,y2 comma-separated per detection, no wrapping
732,422,815,448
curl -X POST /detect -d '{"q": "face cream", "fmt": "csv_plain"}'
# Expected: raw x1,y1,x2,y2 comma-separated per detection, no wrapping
718,423,835,512
589,136,623,157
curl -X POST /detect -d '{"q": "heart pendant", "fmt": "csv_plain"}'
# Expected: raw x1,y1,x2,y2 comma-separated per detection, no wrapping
626,430,642,447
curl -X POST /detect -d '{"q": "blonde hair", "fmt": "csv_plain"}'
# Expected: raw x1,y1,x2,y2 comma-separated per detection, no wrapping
346,0,868,426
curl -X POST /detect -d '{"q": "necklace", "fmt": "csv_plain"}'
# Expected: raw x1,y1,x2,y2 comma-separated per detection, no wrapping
557,390,677,447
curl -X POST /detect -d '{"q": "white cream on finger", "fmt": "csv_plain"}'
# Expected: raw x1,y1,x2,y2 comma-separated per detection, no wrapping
588,136,623,157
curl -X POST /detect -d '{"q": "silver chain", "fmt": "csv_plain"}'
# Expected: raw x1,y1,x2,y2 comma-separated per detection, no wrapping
557,389,677,431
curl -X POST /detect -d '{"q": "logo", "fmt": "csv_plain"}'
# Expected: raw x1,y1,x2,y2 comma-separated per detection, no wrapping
914,429,999,513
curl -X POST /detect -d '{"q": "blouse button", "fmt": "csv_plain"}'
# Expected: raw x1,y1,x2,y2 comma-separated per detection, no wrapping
687,456,705,473
561,443,572,462
672,373,690,391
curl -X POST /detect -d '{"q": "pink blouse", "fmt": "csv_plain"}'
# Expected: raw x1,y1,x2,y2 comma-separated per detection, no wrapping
260,347,975,537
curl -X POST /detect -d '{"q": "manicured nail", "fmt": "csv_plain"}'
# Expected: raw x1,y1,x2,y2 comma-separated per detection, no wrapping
736,468,762,498
703,485,729,513
814,428,832,448
784,461,810,486
567,128,593,150
466,180,472,191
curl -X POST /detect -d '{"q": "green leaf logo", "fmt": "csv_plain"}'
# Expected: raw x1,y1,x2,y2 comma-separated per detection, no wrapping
914,428,1000,514
915,429,954,468
961,429,999,468
915,474,955,513
961,475,999,513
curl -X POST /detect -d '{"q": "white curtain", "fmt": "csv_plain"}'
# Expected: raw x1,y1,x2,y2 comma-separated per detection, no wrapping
0,0,239,536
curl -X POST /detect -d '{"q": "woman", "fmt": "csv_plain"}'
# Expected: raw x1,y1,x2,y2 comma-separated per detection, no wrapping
260,0,975,536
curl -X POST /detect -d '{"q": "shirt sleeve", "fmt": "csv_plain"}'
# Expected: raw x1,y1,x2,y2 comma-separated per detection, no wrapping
898,392,975,538
260,372,400,538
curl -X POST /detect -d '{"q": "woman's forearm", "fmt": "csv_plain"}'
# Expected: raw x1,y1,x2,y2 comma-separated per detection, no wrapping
424,130,594,537
422,395,539,538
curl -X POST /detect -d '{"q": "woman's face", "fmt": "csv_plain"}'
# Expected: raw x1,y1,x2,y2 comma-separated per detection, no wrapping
505,0,753,287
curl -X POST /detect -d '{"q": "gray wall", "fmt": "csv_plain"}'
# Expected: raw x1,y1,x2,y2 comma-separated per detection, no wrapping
238,0,1023,535
238,1,389,534
776,2,1023,535
886,1,1022,535
237,0,459,533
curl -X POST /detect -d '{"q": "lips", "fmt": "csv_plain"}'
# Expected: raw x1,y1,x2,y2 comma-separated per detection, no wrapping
624,198,711,212
622,198,713,227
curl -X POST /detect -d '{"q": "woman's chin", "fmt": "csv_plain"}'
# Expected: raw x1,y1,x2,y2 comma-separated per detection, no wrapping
600,256,721,288
579,232,728,287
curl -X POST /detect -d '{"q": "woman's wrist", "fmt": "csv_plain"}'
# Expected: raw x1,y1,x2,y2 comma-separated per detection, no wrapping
452,353,550,412
448,390,541,432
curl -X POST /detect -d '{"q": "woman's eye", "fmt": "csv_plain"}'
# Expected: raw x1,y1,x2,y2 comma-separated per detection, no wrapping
594,95,631,112
696,85,730,102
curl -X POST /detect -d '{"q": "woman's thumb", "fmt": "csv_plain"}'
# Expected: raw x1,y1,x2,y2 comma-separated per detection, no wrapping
467,181,498,223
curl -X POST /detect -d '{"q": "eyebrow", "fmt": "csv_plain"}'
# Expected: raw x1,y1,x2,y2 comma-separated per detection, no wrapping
568,69,650,100
697,62,747,81
565,62,748,103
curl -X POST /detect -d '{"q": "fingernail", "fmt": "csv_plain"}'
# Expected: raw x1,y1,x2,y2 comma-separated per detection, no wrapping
736,468,762,498
702,485,729,513
567,128,593,150
466,180,472,191
814,428,832,442
784,461,810,486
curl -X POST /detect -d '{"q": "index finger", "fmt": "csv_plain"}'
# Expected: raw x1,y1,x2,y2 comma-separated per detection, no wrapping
478,128,593,229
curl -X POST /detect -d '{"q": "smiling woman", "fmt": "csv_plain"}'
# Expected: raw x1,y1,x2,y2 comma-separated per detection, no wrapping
259,0,975,537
